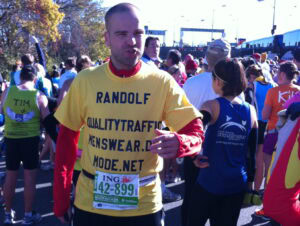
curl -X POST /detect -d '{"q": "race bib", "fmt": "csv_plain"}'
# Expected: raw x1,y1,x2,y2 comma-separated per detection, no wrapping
93,171,139,210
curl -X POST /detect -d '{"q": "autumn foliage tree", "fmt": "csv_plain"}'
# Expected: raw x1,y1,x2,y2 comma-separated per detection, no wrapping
54,0,109,62
0,0,109,79
0,0,64,77
24,0,64,42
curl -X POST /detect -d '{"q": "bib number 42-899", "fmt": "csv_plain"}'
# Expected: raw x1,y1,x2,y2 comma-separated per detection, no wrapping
93,171,139,210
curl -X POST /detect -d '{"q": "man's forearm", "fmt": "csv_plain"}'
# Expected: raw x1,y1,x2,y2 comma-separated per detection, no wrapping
53,125,80,217
176,118,204,158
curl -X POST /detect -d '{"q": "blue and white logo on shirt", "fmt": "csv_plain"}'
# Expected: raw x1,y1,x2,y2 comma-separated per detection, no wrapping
6,107,35,122
219,115,246,132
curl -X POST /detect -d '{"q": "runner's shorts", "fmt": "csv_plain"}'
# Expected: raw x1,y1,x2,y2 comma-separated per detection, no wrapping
262,132,278,155
73,206,164,226
258,120,267,145
5,136,40,170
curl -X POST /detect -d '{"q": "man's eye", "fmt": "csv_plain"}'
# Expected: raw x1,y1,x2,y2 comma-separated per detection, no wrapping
135,31,144,36
117,33,127,36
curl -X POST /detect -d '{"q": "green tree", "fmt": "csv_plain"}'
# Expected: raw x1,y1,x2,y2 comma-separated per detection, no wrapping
0,0,64,78
24,0,64,42
54,0,109,61
0,0,109,79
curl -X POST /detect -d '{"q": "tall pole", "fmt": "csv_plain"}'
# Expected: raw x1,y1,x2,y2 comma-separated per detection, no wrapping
235,19,239,45
211,4,225,41
271,0,276,35
173,22,175,46
272,0,276,28
211,9,215,41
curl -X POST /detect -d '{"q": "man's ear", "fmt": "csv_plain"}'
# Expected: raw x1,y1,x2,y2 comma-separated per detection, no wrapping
104,31,110,47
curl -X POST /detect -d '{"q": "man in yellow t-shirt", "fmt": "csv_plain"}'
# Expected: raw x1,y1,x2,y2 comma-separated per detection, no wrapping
53,3,204,226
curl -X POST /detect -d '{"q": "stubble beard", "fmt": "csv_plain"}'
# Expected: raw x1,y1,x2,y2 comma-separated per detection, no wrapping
112,51,141,69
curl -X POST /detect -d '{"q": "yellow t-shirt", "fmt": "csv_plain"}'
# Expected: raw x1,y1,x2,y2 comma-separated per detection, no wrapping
55,62,201,217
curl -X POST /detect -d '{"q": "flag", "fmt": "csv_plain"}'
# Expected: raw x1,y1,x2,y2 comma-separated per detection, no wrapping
237,38,246,46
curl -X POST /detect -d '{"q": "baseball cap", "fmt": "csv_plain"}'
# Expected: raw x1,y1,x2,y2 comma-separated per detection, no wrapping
185,59,198,71
252,53,261,61
207,39,231,56
206,39,231,67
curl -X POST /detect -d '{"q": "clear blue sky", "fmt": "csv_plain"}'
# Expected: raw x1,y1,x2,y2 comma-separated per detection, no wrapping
102,0,299,46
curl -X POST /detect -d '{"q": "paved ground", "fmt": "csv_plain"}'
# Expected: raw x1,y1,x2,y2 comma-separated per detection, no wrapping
0,155,277,226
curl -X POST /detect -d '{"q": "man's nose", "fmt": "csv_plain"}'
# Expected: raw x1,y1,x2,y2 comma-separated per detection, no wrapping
127,35,136,46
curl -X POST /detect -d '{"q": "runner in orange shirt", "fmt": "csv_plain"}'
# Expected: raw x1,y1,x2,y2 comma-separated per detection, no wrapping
262,61,300,186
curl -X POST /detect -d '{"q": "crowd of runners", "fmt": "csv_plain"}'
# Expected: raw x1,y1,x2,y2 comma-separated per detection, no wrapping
0,2,299,226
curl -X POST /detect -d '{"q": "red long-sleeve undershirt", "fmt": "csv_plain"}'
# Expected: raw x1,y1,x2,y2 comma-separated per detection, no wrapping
53,125,79,217
53,118,204,217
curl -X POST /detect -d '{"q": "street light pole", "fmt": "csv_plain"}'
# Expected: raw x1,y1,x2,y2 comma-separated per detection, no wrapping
271,0,277,35
211,4,226,41
211,9,215,41
257,0,277,35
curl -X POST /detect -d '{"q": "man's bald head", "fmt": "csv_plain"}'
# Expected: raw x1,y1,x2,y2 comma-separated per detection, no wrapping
105,3,140,31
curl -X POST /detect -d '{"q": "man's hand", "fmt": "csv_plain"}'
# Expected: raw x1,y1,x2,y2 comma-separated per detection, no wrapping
193,155,209,168
30,35,39,44
150,129,180,159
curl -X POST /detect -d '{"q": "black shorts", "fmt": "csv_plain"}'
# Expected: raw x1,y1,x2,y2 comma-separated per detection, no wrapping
73,206,164,226
258,120,267,145
187,184,244,226
5,136,40,170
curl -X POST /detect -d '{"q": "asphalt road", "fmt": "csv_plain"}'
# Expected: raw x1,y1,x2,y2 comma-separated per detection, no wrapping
0,155,277,226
